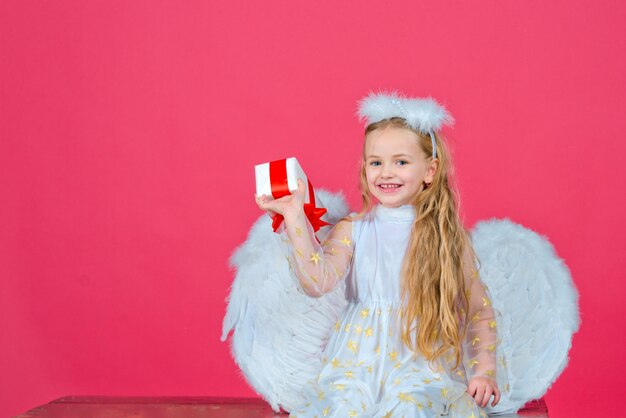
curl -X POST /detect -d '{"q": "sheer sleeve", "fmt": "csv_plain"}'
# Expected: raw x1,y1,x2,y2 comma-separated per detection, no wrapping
276,211,354,298
460,245,500,381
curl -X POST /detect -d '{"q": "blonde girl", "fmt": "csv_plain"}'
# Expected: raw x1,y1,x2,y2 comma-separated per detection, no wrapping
256,92,501,418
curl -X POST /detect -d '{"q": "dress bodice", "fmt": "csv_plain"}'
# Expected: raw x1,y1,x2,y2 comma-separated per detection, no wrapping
346,204,416,304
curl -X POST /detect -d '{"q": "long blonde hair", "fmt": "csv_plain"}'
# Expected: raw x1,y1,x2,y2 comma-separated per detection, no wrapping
355,117,475,372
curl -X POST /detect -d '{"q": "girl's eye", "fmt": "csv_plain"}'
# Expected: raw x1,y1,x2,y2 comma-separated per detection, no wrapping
369,160,408,166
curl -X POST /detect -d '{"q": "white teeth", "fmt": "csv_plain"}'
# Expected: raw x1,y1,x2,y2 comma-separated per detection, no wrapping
380,184,400,189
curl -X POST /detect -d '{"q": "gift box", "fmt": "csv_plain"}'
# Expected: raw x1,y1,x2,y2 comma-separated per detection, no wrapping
255,157,311,203
254,157,330,234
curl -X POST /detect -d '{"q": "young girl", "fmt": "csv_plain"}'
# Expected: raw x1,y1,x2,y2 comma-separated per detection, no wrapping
256,92,501,418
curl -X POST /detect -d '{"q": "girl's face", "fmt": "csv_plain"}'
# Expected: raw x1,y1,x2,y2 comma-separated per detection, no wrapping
364,126,438,208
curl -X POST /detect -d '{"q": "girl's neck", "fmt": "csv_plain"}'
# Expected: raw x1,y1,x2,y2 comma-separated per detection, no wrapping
375,203,416,222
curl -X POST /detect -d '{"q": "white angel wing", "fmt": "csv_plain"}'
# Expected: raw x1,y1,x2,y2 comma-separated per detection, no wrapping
470,218,581,415
221,189,350,413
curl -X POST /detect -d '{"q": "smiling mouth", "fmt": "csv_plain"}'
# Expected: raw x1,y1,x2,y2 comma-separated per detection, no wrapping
377,184,403,193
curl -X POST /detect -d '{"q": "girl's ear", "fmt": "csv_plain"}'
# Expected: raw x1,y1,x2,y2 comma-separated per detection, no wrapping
425,158,439,183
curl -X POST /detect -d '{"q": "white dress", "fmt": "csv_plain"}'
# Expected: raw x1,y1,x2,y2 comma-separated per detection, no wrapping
280,204,499,418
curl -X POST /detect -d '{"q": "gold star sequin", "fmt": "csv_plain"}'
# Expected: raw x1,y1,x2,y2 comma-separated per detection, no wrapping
398,392,415,403
361,401,367,412
295,248,303,258
344,323,351,332
422,378,432,384
393,377,402,386
441,388,449,398
355,325,363,335
347,341,358,353
489,320,497,328
471,336,481,346
366,365,373,373
471,312,481,323
375,345,381,355
393,362,402,369
334,384,346,391
295,227,303,237
341,236,351,246
381,412,392,418
344,371,354,378
334,321,340,331
323,406,330,416
487,344,496,352
469,359,480,367
309,252,321,264
388,350,398,361
330,247,337,255
331,358,341,368
482,297,491,306
365,327,373,337
318,391,325,400
500,356,508,369
486,369,496,377
348,411,358,417
310,274,319,284
360,308,370,318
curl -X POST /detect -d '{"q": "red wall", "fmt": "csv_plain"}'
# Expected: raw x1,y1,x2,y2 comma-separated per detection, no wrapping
1,1,624,417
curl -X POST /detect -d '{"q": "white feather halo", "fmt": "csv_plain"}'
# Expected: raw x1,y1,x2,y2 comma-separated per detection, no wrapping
356,90,455,134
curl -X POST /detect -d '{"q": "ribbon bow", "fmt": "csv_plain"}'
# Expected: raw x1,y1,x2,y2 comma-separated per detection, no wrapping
268,160,330,234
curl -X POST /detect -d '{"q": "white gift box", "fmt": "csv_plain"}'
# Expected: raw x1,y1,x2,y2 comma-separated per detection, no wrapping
254,157,311,204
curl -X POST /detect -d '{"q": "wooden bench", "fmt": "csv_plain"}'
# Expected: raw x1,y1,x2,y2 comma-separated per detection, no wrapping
16,396,549,417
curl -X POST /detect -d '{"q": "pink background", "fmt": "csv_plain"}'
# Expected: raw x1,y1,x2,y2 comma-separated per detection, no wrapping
1,1,624,417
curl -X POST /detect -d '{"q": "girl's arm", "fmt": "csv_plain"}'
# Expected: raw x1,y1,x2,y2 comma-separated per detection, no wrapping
461,245,499,381
278,210,354,298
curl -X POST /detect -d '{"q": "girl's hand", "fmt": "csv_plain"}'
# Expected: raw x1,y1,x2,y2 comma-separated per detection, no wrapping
467,376,500,408
255,178,306,219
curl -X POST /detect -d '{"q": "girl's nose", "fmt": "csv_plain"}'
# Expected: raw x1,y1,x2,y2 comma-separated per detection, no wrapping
381,164,394,177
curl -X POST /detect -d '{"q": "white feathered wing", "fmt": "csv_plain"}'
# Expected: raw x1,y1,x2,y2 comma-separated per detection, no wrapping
221,194,580,415
221,189,351,413
472,218,580,415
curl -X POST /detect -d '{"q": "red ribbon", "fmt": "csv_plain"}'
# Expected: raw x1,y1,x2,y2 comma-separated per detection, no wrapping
268,159,330,235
